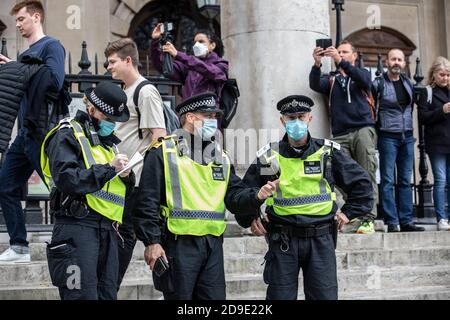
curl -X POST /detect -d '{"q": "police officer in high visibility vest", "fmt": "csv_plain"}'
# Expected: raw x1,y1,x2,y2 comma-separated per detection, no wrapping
41,82,135,300
133,92,277,300
237,95,374,300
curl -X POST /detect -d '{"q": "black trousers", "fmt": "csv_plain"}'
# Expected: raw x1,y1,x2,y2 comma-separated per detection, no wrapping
117,188,138,291
47,221,119,300
154,234,226,300
263,231,338,300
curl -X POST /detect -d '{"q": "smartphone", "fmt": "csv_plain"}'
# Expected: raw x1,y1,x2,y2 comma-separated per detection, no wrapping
153,256,170,277
316,38,333,55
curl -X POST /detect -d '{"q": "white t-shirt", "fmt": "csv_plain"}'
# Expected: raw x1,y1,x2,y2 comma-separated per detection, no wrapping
116,76,165,186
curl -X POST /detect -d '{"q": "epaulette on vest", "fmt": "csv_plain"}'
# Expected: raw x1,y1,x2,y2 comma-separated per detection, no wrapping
57,117,73,130
256,143,272,158
324,139,341,151
149,140,163,150
147,134,178,151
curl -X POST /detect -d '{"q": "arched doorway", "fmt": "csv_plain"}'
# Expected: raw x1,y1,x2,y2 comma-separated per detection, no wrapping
345,26,417,77
128,0,220,75
0,20,6,37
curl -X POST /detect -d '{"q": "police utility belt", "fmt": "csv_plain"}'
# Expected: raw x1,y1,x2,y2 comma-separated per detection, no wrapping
270,223,333,239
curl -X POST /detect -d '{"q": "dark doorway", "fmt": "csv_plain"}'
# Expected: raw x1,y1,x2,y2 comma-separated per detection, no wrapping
128,0,220,75
345,26,417,77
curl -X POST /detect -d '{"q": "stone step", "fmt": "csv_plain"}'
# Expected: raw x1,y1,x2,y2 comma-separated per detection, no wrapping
2,262,450,296
4,282,450,301
3,231,450,255
226,285,450,300
3,245,450,287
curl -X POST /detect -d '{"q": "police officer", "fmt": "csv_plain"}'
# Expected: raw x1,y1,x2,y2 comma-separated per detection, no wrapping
133,92,277,300
41,82,135,300
237,95,373,300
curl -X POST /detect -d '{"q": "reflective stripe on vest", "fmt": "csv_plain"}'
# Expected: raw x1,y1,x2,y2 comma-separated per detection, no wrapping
162,137,230,236
265,146,336,216
170,210,226,221
40,119,126,223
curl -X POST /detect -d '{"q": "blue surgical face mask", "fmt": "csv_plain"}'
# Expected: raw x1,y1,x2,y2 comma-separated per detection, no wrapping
98,120,116,137
196,118,217,141
285,119,308,141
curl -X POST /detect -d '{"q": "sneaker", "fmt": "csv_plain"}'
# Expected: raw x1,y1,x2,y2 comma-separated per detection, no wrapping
387,224,400,233
0,248,31,264
357,220,375,234
438,219,450,231
400,223,425,232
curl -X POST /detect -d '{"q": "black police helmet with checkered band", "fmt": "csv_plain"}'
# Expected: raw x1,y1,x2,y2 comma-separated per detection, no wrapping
277,95,314,114
85,82,129,122
176,92,223,116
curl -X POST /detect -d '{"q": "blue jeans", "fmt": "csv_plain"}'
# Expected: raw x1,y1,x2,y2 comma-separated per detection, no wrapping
0,129,43,247
378,135,414,226
429,153,450,222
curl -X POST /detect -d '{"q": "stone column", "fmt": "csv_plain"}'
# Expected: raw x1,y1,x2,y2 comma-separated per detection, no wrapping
45,0,112,74
445,0,450,57
221,0,332,152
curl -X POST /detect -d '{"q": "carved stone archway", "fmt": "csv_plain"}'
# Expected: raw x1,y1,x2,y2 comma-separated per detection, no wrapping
345,26,417,75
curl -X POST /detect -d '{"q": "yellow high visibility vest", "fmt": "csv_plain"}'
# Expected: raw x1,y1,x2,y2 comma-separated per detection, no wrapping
41,119,126,223
161,136,231,236
264,144,337,216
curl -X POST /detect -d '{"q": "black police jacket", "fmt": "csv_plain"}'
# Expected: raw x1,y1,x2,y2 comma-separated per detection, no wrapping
236,134,374,229
0,59,44,152
133,130,263,246
44,111,135,228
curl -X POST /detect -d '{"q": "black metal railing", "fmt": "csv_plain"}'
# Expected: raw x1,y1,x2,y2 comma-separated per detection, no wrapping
0,40,182,230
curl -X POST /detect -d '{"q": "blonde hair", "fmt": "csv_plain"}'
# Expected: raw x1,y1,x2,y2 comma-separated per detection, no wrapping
427,56,450,89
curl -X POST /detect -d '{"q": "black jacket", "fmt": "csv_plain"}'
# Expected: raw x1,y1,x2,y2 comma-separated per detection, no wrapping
0,59,44,152
309,60,374,137
133,131,263,246
418,85,450,154
236,134,374,229
44,111,135,228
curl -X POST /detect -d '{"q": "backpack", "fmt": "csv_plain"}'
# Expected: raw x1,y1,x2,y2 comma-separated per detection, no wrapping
47,79,72,131
133,80,180,138
220,78,240,129
329,74,377,121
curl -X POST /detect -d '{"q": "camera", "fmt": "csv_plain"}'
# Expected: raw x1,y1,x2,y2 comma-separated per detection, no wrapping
159,22,175,78
159,22,174,45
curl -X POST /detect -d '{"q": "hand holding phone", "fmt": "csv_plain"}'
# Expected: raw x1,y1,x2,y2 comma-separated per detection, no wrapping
316,39,333,56
153,256,170,277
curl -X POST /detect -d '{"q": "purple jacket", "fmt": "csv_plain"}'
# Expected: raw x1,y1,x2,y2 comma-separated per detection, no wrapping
151,40,228,105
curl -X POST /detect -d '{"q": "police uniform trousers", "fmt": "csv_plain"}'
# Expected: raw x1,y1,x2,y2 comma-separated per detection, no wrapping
263,225,338,300
154,233,226,300
47,217,119,300
117,188,139,291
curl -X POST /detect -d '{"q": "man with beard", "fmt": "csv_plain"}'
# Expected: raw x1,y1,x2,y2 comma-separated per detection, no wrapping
372,48,424,233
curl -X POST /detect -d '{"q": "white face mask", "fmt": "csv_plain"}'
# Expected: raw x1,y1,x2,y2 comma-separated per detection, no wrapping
193,42,209,58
